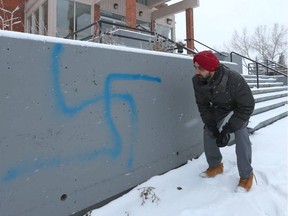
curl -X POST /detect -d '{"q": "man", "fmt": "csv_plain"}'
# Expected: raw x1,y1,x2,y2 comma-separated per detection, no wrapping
192,50,255,192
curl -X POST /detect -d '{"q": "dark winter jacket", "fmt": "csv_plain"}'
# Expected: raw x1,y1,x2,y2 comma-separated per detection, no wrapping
192,64,255,132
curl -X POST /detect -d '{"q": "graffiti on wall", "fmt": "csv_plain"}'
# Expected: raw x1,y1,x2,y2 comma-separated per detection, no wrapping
1,43,161,182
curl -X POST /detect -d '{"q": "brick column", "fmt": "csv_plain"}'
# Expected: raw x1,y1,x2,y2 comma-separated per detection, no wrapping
126,0,136,28
0,0,25,32
94,4,101,36
151,19,156,32
185,8,195,54
94,4,100,22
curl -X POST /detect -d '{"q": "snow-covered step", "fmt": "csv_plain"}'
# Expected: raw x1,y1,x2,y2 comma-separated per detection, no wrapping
248,104,288,133
253,90,288,103
251,86,288,95
248,82,284,88
243,74,286,79
252,97,288,115
245,77,277,83
243,73,288,132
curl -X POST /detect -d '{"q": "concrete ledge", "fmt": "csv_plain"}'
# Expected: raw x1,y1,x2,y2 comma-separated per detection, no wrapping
248,82,284,88
252,101,287,115
245,78,277,83
254,91,288,102
248,105,288,133
248,111,288,133
251,86,288,95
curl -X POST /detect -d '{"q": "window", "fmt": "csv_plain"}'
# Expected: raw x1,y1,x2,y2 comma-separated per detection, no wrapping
34,9,39,34
100,11,126,23
136,20,151,31
100,11,126,33
26,0,48,35
42,1,48,35
156,24,173,40
57,0,91,40
27,16,32,33
137,0,148,5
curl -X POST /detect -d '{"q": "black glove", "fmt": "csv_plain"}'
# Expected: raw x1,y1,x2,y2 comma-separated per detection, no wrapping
206,124,220,138
216,124,232,147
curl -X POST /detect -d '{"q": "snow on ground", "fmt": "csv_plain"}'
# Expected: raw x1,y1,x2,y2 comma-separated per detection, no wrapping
91,117,288,216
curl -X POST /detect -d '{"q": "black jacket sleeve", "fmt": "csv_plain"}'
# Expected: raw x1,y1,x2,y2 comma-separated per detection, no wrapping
226,73,255,131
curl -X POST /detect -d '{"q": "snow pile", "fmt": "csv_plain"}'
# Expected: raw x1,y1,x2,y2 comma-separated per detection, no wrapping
91,117,288,216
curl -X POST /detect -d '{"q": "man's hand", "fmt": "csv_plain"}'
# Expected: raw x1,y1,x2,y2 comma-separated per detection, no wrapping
206,125,220,138
216,124,232,147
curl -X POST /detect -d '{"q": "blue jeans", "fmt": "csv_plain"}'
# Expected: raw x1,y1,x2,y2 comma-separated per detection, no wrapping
203,121,253,179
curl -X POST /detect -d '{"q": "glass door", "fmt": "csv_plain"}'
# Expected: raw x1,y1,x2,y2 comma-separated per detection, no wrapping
57,0,91,39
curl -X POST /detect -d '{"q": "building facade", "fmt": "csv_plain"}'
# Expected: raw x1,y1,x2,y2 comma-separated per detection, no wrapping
0,0,198,50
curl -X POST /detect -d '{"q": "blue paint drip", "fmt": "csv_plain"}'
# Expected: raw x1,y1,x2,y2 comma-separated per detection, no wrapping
51,43,103,115
1,43,161,182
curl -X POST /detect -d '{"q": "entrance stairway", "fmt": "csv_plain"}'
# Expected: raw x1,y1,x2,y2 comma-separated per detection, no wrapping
244,75,288,133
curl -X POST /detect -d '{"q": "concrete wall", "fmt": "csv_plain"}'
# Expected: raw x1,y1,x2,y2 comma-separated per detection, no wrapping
215,52,243,74
0,31,203,216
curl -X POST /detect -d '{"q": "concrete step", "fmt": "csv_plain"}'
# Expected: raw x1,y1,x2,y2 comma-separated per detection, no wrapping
245,77,277,83
248,104,288,133
243,74,285,79
252,97,288,115
251,86,288,95
253,90,288,103
243,74,288,133
248,82,284,88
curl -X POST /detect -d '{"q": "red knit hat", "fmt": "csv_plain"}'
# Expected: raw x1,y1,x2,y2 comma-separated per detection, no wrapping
193,50,220,72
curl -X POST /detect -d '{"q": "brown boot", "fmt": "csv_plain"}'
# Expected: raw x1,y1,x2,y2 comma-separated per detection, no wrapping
200,163,223,178
237,173,254,192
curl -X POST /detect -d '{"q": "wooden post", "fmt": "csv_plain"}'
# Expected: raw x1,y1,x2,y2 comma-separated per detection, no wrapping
126,0,136,28
185,8,195,54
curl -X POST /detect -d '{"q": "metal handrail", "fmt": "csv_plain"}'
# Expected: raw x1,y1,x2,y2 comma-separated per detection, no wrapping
248,59,288,76
64,21,97,39
99,20,197,54
64,19,197,55
266,59,288,69
64,19,236,57
248,61,288,76
230,51,287,88
265,59,288,74
185,38,227,57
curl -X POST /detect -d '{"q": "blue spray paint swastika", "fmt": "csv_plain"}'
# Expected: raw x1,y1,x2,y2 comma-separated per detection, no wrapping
1,43,161,182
